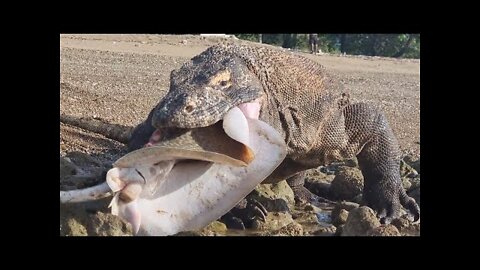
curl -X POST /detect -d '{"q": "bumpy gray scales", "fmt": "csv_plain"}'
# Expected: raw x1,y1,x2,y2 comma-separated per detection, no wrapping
127,43,420,223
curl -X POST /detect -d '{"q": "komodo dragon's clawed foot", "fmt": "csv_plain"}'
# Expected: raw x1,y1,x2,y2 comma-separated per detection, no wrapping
363,182,420,225
220,197,268,229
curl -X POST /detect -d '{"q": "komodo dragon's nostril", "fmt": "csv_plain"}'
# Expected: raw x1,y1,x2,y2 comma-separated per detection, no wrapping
184,104,194,114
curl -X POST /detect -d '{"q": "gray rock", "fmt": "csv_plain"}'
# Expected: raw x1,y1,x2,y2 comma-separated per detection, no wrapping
409,176,421,191
332,201,360,220
332,209,349,226
319,166,336,175
62,217,88,236
260,199,290,212
249,180,294,207
341,206,380,236
251,212,294,231
352,194,363,204
316,211,332,224
391,215,420,236
391,216,411,232
87,212,133,236
400,159,418,178
270,180,295,204
175,231,202,236
335,225,344,236
312,224,337,236
60,198,128,236
402,178,412,190
329,166,364,200
367,224,401,236
304,204,315,211
272,221,304,236
198,221,227,236
404,156,420,173
248,181,294,212
305,169,329,180
408,187,420,206
305,180,332,198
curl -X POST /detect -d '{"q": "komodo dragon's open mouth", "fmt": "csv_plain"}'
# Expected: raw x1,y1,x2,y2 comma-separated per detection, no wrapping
60,103,286,236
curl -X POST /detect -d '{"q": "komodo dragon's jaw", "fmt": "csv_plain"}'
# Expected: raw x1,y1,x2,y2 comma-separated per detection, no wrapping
151,48,264,129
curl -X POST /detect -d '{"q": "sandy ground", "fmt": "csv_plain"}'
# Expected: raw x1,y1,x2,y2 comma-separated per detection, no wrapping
60,34,420,158
60,34,420,236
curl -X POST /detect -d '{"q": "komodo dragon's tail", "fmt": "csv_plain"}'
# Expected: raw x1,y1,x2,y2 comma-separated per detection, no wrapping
60,114,134,144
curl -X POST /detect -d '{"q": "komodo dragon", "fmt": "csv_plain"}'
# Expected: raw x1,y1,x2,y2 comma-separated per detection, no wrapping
127,43,420,225
61,42,419,227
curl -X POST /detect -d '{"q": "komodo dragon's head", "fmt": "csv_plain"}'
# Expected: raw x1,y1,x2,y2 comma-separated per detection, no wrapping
152,44,264,129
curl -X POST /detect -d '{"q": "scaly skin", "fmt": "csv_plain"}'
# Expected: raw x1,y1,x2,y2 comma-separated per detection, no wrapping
127,43,420,225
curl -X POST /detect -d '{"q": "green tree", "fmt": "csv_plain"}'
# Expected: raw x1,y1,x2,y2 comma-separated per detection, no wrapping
233,34,419,59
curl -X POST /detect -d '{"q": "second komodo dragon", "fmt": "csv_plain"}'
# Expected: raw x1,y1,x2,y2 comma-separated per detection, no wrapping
127,42,420,225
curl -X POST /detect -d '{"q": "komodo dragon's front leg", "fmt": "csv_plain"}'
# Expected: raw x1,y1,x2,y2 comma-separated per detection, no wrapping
344,103,420,223
310,102,420,223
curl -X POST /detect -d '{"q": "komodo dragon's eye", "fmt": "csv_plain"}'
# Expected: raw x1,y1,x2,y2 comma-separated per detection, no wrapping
209,70,232,87
220,80,229,87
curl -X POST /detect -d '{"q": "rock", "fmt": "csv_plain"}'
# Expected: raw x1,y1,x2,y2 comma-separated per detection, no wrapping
272,221,304,236
367,224,401,236
335,225,344,236
352,194,363,204
259,198,290,212
404,156,420,173
408,187,420,206
292,209,322,224
316,211,332,224
304,170,335,198
87,212,133,236
331,201,360,220
248,180,294,212
411,160,420,173
306,168,328,179
304,179,332,198
319,166,336,175
312,224,337,236
400,159,418,178
304,204,315,211
198,221,227,236
60,198,128,236
391,217,409,230
400,222,420,236
329,166,364,200
409,176,421,191
62,217,88,236
270,180,295,204
175,231,202,236
332,209,349,226
251,212,294,231
391,215,420,236
402,178,412,190
341,206,381,236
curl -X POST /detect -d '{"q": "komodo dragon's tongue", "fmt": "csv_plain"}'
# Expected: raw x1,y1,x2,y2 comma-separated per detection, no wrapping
106,106,287,236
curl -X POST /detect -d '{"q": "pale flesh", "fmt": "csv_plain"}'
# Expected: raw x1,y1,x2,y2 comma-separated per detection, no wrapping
107,107,286,235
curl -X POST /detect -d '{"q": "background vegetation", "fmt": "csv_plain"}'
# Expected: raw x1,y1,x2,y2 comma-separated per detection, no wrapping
232,34,420,59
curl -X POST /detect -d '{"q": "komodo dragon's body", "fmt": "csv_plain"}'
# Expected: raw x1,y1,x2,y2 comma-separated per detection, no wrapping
128,43,420,224
62,42,419,226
